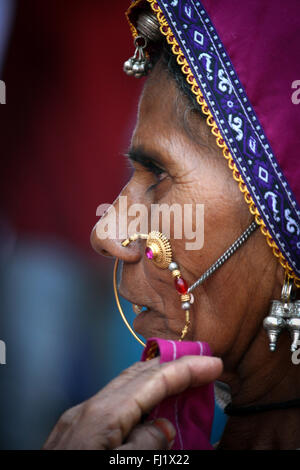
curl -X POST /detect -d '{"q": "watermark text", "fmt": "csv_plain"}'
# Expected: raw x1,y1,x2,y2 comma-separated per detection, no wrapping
96,197,205,250
0,80,6,104
291,80,300,104
292,340,300,365
0,340,6,365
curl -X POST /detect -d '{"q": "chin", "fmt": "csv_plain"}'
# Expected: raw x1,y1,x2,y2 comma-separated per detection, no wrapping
133,310,179,341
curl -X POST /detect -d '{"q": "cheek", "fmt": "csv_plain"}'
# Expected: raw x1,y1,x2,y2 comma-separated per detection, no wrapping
165,167,243,252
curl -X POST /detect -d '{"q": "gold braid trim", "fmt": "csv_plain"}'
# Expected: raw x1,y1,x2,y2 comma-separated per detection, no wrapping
143,0,300,288
145,340,158,360
125,0,143,37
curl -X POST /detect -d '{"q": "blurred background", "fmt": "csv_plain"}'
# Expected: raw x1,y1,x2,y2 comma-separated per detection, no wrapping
0,0,225,449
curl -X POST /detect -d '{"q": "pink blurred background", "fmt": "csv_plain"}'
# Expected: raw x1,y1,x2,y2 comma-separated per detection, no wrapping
0,0,225,449
0,0,143,449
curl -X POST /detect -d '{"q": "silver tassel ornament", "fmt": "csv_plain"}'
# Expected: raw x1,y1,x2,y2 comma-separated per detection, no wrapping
263,277,299,352
124,11,160,78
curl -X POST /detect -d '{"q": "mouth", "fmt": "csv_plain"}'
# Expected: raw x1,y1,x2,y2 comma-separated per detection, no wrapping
118,285,151,316
132,304,149,315
118,289,163,338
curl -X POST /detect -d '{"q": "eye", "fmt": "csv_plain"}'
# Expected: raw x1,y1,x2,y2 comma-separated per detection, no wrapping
147,163,168,183
123,152,169,191
125,154,168,186
142,163,169,193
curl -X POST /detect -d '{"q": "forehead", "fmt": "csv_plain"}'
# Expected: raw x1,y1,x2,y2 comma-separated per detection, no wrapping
132,61,210,155
138,63,178,126
132,60,194,152
130,65,174,155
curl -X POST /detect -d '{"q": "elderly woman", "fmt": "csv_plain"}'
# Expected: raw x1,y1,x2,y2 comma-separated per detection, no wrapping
44,0,300,450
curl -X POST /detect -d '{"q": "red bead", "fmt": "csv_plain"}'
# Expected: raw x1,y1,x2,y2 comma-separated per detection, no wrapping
174,277,188,294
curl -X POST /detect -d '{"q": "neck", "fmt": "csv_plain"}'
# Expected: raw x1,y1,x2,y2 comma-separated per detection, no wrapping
219,327,300,449
219,407,300,450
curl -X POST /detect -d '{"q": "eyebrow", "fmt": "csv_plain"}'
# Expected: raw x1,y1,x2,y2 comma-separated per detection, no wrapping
125,147,166,172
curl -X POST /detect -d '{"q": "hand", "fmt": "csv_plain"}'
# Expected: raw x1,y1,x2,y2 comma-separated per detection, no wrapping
43,355,223,450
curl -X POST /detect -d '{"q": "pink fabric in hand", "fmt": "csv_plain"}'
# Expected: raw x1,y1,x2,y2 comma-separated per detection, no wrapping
141,338,215,450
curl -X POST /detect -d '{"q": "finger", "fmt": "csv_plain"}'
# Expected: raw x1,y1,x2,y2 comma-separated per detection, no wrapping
128,355,222,413
43,403,83,449
90,357,161,399
107,355,223,440
118,418,176,450
44,355,222,450
101,355,222,398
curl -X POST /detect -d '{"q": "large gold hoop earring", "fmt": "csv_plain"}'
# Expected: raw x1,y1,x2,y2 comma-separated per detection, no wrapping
113,257,146,347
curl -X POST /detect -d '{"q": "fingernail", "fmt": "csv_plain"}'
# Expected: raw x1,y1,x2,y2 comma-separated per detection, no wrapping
168,439,175,450
153,418,176,443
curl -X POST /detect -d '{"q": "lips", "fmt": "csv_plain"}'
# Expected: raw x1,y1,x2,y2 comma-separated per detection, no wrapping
132,304,142,315
132,304,148,315
129,301,155,339
118,287,150,316
118,285,165,339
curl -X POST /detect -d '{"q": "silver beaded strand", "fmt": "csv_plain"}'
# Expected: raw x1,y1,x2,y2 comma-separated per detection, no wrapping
188,221,258,293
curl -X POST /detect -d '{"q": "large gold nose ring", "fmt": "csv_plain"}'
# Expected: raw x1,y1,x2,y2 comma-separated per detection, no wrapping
113,232,192,346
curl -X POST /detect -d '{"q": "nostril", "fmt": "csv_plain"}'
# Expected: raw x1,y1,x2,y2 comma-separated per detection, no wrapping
100,248,113,258
90,226,117,259
90,224,142,263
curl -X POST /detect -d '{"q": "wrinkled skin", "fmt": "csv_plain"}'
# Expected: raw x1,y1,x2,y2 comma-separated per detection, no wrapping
45,60,300,450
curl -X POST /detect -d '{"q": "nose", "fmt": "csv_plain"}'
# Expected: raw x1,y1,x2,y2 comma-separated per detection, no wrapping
90,193,143,264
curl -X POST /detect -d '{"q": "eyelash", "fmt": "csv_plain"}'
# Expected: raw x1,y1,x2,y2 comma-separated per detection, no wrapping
124,154,168,190
147,164,165,177
145,164,168,189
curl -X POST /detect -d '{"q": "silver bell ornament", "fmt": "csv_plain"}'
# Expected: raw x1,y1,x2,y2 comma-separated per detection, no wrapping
263,305,286,352
123,11,160,78
263,275,300,353
123,57,135,76
286,301,300,352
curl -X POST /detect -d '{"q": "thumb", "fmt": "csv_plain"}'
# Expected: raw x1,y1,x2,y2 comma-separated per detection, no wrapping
117,418,176,450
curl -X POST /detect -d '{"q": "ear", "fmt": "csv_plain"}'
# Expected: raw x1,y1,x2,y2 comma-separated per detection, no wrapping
270,263,285,301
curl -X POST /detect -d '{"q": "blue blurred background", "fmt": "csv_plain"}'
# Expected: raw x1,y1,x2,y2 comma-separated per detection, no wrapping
0,0,226,449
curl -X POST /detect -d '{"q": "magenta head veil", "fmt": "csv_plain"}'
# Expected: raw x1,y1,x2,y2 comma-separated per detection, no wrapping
127,0,300,286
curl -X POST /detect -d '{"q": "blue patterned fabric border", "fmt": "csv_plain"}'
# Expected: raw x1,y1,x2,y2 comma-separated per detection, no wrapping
156,0,300,276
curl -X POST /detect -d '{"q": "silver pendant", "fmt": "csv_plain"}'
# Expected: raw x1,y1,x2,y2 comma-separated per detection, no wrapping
286,301,300,352
123,36,152,78
124,11,160,78
263,301,287,352
263,277,299,352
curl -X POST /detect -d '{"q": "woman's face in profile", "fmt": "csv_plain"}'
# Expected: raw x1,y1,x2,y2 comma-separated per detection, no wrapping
91,60,281,373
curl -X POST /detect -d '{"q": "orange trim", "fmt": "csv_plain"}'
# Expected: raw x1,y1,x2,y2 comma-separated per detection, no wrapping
125,0,145,38
127,0,300,288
